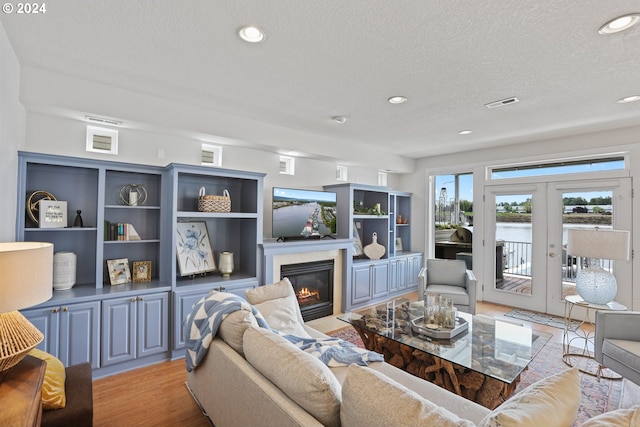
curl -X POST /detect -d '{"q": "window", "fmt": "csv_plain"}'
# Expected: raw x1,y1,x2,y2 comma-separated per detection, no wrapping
86,125,118,155
279,155,295,175
490,157,624,180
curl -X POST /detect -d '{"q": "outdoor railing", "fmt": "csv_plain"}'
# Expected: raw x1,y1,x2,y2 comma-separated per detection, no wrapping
502,240,612,282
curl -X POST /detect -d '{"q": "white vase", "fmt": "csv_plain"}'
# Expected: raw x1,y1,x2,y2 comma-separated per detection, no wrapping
53,251,77,290
219,252,234,277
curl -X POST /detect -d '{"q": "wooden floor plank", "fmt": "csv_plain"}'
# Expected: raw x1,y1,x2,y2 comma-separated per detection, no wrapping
93,359,211,427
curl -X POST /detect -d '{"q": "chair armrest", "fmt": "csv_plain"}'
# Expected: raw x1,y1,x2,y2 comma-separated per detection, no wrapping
595,311,640,361
465,270,477,314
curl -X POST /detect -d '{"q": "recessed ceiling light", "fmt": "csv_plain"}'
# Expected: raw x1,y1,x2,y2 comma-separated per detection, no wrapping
238,26,265,43
599,14,640,34
331,116,348,124
617,95,640,104
458,130,472,135
388,96,407,104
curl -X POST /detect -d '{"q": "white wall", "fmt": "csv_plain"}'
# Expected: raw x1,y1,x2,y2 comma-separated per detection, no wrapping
0,21,26,241
21,112,399,239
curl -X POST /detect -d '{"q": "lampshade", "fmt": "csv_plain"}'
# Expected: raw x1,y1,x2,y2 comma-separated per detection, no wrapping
0,241,53,372
566,228,630,261
566,228,630,305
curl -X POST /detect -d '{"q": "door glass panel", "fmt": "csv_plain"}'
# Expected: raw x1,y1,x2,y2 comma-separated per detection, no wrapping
495,194,532,295
560,190,613,300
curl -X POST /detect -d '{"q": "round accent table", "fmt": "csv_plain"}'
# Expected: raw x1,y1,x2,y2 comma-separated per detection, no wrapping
563,294,626,379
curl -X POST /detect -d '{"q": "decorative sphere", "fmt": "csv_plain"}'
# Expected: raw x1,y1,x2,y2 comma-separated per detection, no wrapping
575,267,617,305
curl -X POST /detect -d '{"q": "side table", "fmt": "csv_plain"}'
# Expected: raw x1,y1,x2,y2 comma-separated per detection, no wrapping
0,355,46,426
563,294,626,379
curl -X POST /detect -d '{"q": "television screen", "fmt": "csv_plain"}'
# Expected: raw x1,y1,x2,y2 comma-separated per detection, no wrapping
272,187,337,239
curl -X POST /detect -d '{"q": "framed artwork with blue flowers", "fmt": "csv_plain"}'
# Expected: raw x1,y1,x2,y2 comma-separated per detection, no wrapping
176,221,217,276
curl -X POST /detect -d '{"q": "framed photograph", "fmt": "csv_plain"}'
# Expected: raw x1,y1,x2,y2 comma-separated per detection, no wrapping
107,258,131,285
176,221,217,276
132,261,152,282
395,237,404,252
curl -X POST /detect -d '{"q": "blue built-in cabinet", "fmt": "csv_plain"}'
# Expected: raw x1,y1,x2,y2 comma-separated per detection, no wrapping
16,152,265,377
324,183,423,311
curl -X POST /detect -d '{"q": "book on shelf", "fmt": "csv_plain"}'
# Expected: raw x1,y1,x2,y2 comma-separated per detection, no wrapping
104,221,141,241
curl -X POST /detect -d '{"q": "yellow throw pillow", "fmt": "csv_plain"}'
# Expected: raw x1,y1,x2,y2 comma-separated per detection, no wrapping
28,348,66,410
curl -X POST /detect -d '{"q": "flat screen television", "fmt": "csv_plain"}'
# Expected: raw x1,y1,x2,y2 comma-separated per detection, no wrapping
272,187,337,240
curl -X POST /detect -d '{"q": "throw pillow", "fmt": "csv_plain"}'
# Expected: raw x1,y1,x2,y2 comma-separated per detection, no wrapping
243,326,341,427
245,278,310,337
341,364,475,427
218,309,258,356
581,406,640,427
245,277,297,305
28,348,66,410
478,367,580,427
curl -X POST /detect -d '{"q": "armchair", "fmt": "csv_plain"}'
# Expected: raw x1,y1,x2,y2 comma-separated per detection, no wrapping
594,311,640,385
420,258,477,314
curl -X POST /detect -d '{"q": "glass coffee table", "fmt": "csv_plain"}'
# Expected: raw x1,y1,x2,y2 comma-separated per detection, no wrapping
338,298,552,409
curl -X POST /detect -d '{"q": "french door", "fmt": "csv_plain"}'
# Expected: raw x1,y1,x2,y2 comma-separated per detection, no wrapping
483,178,631,317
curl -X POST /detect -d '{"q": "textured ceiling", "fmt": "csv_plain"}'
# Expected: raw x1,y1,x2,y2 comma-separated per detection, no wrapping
2,1,640,171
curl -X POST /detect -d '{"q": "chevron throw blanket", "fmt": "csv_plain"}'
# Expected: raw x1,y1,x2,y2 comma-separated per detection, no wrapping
279,333,384,367
184,292,269,372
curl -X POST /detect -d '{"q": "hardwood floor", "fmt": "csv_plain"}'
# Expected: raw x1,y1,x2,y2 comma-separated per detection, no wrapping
93,359,211,427
92,299,591,426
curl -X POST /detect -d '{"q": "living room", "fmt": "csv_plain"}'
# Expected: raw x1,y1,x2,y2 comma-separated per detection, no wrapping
1,3,640,426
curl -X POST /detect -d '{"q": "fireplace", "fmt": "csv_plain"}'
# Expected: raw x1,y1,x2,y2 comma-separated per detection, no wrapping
281,260,334,321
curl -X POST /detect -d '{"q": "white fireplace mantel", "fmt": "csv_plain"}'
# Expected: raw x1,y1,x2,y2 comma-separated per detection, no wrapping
260,238,353,314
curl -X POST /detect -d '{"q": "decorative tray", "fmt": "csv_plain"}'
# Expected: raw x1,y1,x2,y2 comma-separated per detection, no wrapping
410,316,468,340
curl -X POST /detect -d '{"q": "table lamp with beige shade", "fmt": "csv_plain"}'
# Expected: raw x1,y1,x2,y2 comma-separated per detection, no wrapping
566,228,630,305
0,242,53,373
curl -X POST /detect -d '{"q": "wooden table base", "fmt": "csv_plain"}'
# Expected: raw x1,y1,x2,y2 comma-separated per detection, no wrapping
353,325,520,409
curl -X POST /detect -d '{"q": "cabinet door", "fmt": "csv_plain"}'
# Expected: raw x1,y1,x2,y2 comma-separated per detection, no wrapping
406,255,423,288
173,290,209,351
59,301,100,368
138,293,169,358
21,306,61,358
396,258,408,290
351,264,372,304
372,262,389,297
389,260,399,293
102,297,136,367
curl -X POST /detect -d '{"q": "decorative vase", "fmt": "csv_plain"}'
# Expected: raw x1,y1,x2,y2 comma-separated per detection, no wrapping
219,252,234,277
363,232,386,260
53,251,77,290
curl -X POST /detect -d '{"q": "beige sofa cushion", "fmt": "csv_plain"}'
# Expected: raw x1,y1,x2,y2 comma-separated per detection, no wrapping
341,364,475,427
243,326,341,427
245,278,310,337
478,367,580,427
218,309,258,356
581,406,640,427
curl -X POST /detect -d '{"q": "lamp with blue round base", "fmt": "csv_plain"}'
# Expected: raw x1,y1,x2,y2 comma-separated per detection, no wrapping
567,228,630,305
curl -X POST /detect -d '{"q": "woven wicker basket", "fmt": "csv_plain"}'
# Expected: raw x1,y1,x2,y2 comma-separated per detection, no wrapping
198,188,231,213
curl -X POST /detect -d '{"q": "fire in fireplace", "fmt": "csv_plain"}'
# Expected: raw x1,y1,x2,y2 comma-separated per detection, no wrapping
280,259,334,321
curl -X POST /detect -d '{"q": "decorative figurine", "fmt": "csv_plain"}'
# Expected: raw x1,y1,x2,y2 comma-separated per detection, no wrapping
73,210,83,228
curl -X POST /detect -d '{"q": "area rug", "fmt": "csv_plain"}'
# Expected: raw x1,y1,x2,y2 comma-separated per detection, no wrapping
504,308,581,331
330,327,623,426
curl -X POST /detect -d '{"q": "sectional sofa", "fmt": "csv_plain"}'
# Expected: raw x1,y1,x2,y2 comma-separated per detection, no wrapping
185,279,638,427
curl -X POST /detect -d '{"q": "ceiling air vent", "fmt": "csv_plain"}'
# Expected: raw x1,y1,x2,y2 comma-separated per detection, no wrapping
485,97,520,109
86,125,118,155
201,144,222,167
